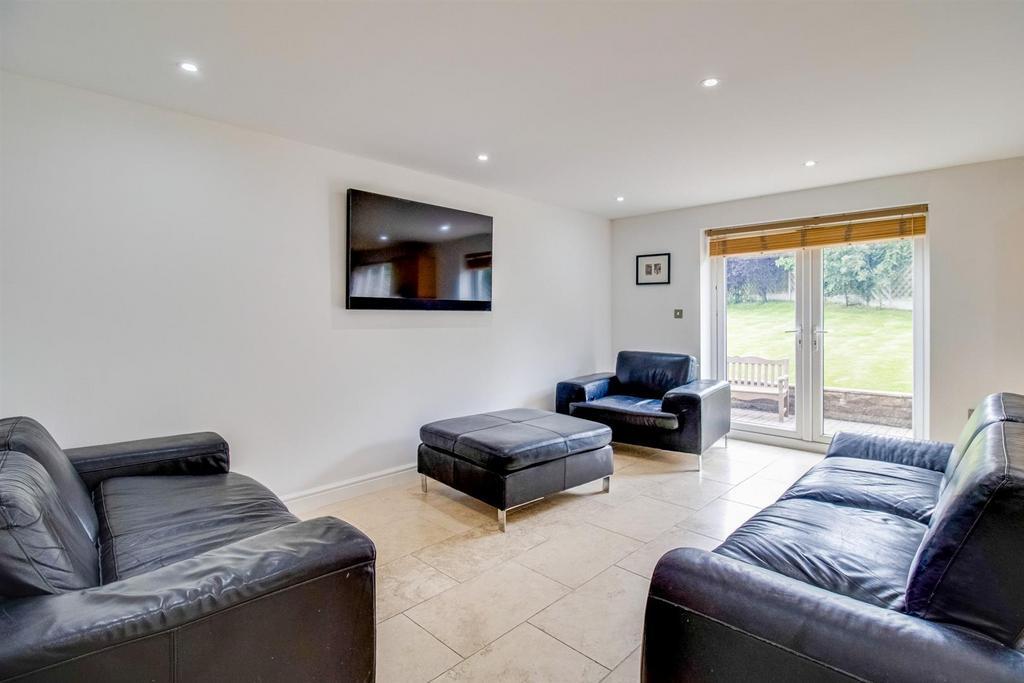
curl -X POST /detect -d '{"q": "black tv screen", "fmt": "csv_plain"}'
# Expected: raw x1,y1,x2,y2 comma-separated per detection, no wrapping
346,190,493,311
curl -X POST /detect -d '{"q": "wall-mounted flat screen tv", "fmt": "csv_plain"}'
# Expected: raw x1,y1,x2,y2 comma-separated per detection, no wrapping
346,190,493,311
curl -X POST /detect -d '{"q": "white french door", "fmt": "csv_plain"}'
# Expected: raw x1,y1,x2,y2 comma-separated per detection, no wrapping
710,238,926,445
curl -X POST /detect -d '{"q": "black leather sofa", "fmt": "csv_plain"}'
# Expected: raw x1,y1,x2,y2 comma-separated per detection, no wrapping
556,351,730,463
642,392,1024,682
0,417,376,683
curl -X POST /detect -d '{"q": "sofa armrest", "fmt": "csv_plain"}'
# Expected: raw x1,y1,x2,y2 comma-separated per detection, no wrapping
660,379,730,415
556,372,615,414
644,548,1024,683
0,517,376,682
66,431,230,488
826,431,953,472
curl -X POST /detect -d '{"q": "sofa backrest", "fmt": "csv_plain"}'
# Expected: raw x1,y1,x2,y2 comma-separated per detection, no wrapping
615,351,698,399
0,450,101,596
0,417,98,541
904,418,1024,645
942,393,1024,491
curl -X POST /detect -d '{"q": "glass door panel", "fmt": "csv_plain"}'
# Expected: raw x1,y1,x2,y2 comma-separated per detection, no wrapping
724,252,799,433
817,241,914,438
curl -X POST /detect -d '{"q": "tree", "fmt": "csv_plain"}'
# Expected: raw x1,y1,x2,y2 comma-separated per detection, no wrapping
726,256,790,303
823,240,912,306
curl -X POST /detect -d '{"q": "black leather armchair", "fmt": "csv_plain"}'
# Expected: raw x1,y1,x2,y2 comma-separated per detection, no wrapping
557,351,730,461
642,392,1024,682
0,417,375,682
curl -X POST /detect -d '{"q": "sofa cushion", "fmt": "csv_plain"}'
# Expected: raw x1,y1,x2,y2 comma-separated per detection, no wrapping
420,409,611,473
714,498,927,609
614,351,698,399
0,451,100,596
570,395,680,430
0,417,97,541
94,473,297,582
905,420,1024,645
780,456,942,523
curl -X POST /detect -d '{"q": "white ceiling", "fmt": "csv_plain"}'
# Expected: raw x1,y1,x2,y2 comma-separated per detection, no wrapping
2,1,1023,219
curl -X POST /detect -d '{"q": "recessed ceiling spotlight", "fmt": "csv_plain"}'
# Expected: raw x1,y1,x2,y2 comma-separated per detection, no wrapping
700,77,720,88
804,160,817,167
616,196,625,202
439,224,451,232
477,153,489,162
379,235,389,241
178,62,199,73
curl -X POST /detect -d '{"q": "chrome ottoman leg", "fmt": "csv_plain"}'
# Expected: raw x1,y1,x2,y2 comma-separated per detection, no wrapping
602,476,611,493
421,474,428,494
498,509,507,533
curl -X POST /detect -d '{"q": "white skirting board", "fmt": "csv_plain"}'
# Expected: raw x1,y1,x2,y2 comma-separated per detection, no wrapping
282,463,420,516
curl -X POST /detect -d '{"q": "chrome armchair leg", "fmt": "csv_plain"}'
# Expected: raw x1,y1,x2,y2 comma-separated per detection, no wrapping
698,454,703,471
602,476,611,493
498,509,507,532
420,474,428,494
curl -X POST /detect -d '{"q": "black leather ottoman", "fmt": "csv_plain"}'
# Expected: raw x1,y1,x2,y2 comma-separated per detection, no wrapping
418,408,613,531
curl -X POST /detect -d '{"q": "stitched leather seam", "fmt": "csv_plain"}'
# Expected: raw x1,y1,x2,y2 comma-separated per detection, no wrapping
10,558,375,679
1,417,24,450
6,528,63,594
98,480,119,583
0,450,69,594
647,594,868,682
74,451,227,474
920,474,1006,616
170,629,177,681
424,417,515,451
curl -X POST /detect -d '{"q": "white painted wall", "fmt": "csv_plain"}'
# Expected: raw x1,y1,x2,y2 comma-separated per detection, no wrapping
0,73,612,502
612,157,1024,442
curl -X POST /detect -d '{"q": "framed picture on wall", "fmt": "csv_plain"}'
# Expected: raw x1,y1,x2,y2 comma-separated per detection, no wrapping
636,253,671,285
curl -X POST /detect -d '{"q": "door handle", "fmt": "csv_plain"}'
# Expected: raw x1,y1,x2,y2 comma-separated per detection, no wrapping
784,328,803,346
813,328,829,350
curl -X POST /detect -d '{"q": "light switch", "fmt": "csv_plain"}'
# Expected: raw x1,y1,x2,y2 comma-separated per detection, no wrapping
673,309,684,319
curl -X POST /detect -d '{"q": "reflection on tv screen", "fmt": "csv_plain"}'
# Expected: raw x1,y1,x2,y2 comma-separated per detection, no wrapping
347,190,493,311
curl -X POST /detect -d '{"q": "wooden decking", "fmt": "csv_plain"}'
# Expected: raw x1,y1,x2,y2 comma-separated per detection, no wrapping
732,406,912,438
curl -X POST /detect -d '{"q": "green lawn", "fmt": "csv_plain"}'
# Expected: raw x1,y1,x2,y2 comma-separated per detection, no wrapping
726,301,912,393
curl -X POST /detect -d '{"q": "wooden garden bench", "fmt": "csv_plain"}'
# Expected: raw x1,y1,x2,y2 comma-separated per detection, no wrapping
727,356,790,421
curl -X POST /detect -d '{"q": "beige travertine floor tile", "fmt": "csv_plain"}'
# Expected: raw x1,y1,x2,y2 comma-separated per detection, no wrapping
721,475,793,509
414,525,547,582
434,623,607,682
517,523,642,588
416,482,498,528
613,447,650,470
692,457,766,485
322,487,480,535
602,645,641,683
563,475,647,508
363,514,463,565
293,439,828,679
377,614,461,683
406,561,568,657
620,450,701,473
530,566,650,669
677,498,760,541
616,526,720,578
712,442,788,466
377,555,458,622
508,495,608,540
588,495,691,542
638,473,733,510
756,452,824,484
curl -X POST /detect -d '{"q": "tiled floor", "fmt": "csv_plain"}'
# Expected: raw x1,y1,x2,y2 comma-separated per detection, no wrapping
300,439,824,683
732,406,913,438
